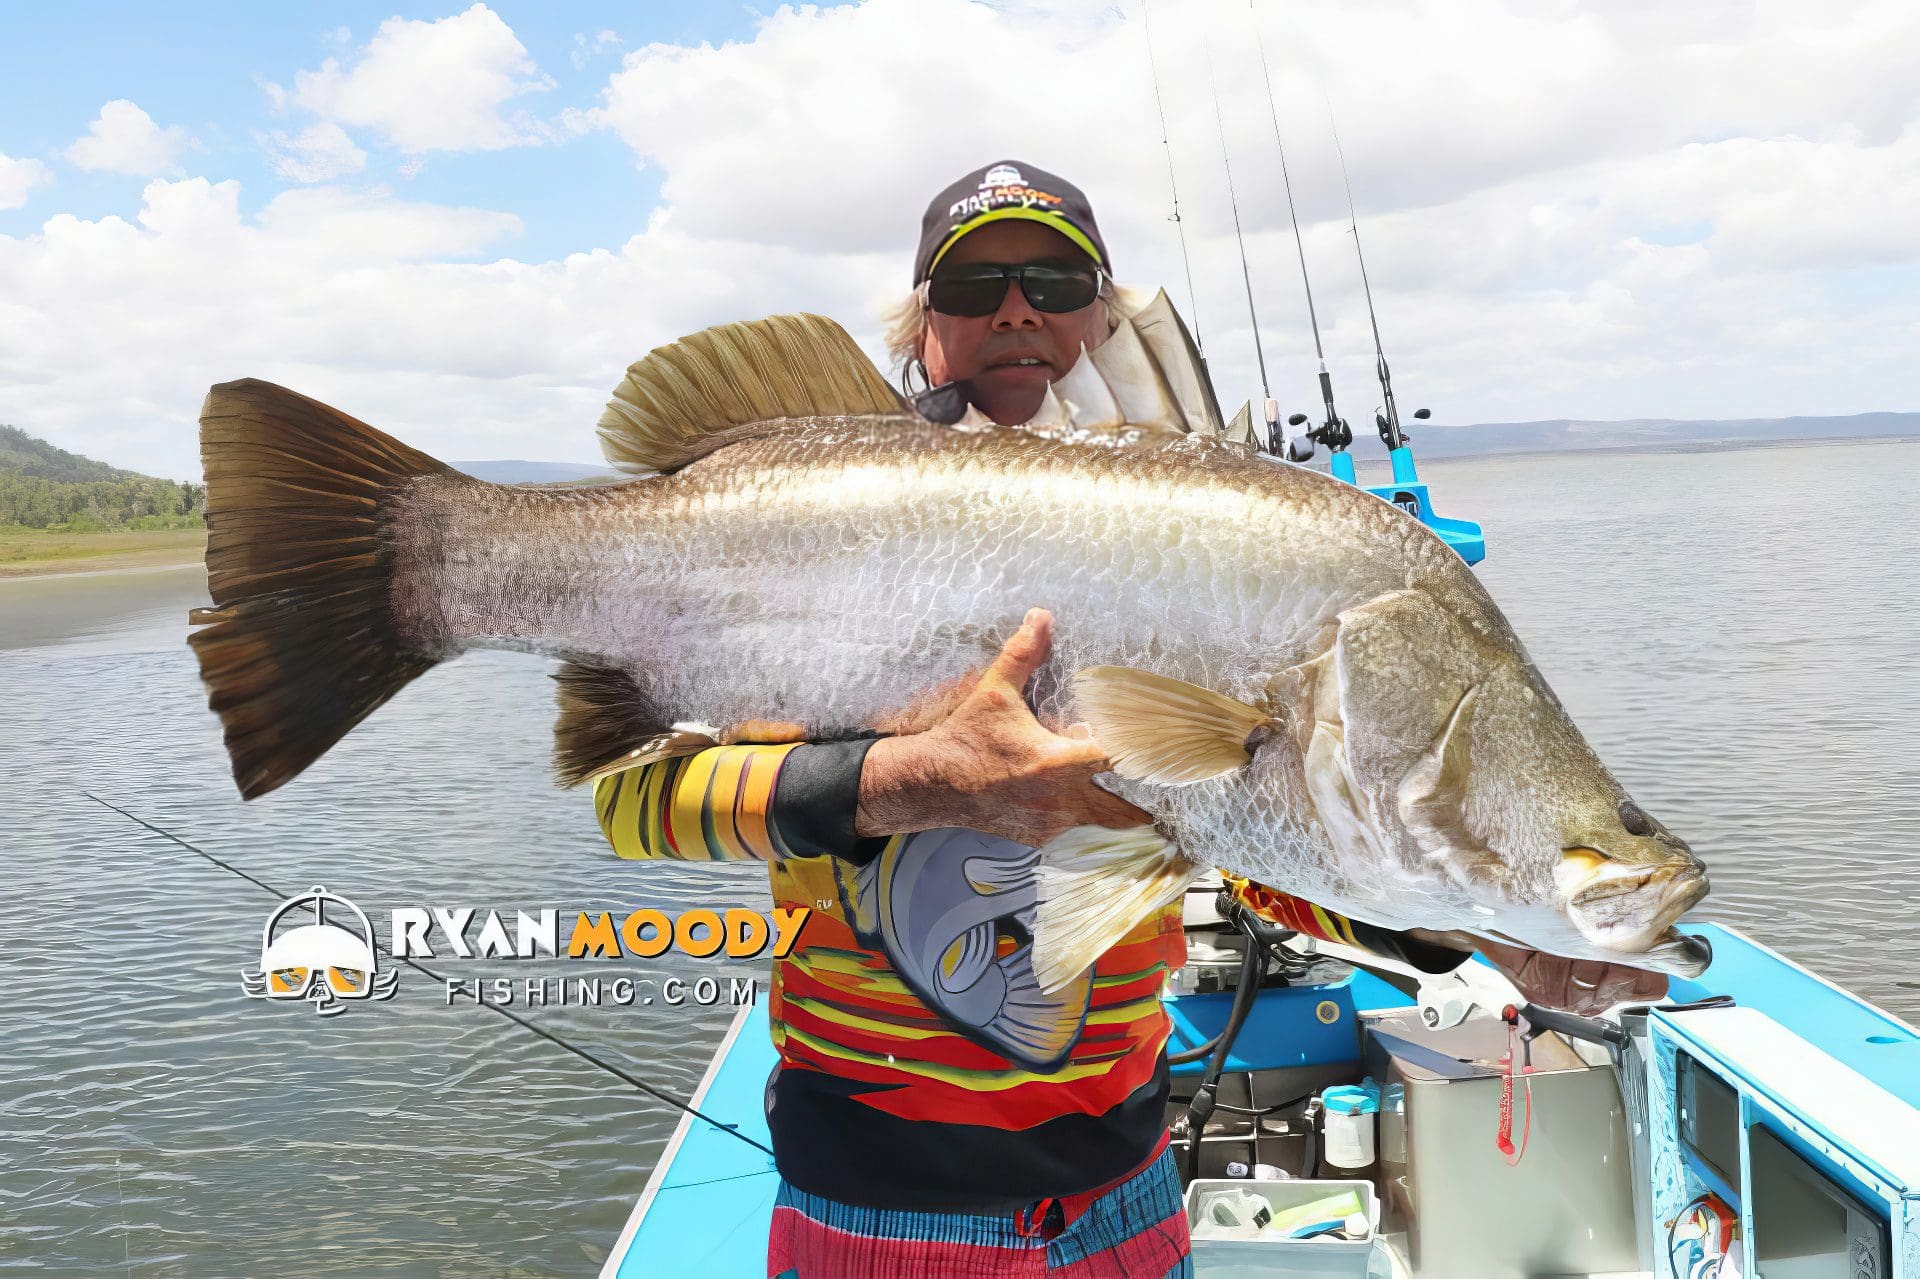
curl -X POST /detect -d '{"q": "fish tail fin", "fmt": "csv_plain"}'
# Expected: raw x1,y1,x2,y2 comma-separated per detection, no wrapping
190,379,451,799
1030,826,1201,993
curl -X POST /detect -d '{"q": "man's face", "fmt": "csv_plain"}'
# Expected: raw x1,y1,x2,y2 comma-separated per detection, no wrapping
920,221,1111,426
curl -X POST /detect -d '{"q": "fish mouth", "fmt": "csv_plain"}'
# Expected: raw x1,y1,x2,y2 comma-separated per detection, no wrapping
1567,860,1710,954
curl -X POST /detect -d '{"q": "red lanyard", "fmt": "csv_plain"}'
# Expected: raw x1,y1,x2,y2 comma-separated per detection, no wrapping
1497,1006,1533,1166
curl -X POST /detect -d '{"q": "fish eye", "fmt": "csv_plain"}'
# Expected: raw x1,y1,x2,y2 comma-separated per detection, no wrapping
1618,802,1655,837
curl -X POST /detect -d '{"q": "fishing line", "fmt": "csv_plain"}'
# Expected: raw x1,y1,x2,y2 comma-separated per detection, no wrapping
1138,0,1204,354
80,791,776,1160
1249,2,1328,370
1247,0,1344,454
1202,37,1271,402
1325,91,1402,448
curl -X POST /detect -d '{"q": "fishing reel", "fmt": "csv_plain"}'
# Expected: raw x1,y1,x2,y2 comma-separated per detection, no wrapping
1283,411,1353,463
1375,406,1431,450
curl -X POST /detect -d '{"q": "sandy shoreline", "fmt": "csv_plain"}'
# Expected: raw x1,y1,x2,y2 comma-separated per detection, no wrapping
0,529,205,581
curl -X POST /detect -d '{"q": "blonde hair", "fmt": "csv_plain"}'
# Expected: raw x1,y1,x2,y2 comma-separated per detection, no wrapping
878,277,1126,380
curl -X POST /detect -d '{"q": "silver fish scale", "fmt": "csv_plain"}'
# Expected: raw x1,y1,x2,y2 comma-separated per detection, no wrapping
398,418,1505,930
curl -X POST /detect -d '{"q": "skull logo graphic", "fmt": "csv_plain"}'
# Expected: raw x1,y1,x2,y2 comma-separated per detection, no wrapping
241,885,398,1015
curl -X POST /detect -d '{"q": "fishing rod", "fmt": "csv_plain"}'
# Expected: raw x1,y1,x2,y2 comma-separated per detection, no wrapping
1203,39,1272,412
1140,0,1204,356
1326,94,1433,483
81,790,776,1160
1327,97,1431,454
1248,0,1347,462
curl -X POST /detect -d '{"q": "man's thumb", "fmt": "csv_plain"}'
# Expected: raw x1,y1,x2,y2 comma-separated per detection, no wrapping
985,607,1052,691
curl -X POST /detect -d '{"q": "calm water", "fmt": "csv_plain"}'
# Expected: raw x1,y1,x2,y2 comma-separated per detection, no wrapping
2,439,1916,1274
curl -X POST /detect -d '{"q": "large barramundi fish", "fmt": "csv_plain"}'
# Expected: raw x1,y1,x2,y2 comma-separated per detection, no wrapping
189,308,1710,994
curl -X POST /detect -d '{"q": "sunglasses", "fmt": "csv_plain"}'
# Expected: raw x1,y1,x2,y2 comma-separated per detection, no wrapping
923,262,1105,318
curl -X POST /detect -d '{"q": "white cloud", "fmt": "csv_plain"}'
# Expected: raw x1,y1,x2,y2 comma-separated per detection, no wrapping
2,0,1917,479
262,121,368,183
0,153,53,210
278,3,554,153
64,100,193,175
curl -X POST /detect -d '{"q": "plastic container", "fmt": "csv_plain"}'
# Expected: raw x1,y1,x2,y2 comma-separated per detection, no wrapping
1185,1178,1381,1279
1319,1080,1381,1169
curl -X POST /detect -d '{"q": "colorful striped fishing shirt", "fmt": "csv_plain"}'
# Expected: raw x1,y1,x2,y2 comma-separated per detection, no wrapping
593,739,1459,1211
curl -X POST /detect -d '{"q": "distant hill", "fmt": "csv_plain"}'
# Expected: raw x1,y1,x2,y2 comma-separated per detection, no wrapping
1403,411,1920,459
453,459,615,484
0,424,146,483
0,426,202,530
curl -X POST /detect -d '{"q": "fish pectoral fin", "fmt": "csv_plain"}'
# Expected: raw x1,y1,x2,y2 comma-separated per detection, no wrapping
598,313,909,473
1072,666,1274,784
1394,685,1481,850
552,662,717,786
1031,826,1200,993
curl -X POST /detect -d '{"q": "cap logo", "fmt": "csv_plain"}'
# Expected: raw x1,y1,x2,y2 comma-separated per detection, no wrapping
981,163,1024,187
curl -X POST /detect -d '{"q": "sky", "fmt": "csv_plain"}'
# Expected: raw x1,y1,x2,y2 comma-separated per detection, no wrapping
0,0,1915,480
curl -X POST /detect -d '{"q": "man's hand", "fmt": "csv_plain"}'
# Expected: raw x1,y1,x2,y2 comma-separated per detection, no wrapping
1474,937,1668,1016
855,608,1153,846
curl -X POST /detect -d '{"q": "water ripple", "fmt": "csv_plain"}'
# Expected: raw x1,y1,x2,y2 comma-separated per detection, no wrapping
2,439,1916,1272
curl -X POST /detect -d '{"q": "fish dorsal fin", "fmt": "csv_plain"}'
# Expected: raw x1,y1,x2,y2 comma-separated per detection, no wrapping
1053,344,1126,430
1225,401,1255,445
1026,385,1070,429
1073,666,1274,784
1089,320,1182,433
598,312,908,473
1108,286,1227,436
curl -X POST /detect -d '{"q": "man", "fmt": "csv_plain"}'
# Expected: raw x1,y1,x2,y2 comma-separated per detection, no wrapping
594,161,1664,1278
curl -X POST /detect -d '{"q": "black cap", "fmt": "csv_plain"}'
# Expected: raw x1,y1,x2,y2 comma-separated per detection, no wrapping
913,160,1110,285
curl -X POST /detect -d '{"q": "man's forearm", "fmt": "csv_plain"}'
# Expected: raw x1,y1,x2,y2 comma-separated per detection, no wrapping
854,733,960,838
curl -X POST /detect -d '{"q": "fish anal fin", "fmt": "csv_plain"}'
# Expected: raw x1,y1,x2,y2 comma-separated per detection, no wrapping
598,313,909,473
576,730,719,787
552,662,716,786
1072,666,1274,784
1031,826,1200,993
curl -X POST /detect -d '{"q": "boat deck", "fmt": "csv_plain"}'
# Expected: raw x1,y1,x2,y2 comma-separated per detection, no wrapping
601,923,1920,1277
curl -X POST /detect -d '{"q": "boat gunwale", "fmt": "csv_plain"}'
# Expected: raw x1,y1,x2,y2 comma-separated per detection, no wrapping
600,1001,759,1278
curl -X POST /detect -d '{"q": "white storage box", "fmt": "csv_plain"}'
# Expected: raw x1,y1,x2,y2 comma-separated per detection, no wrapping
1185,1177,1380,1278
